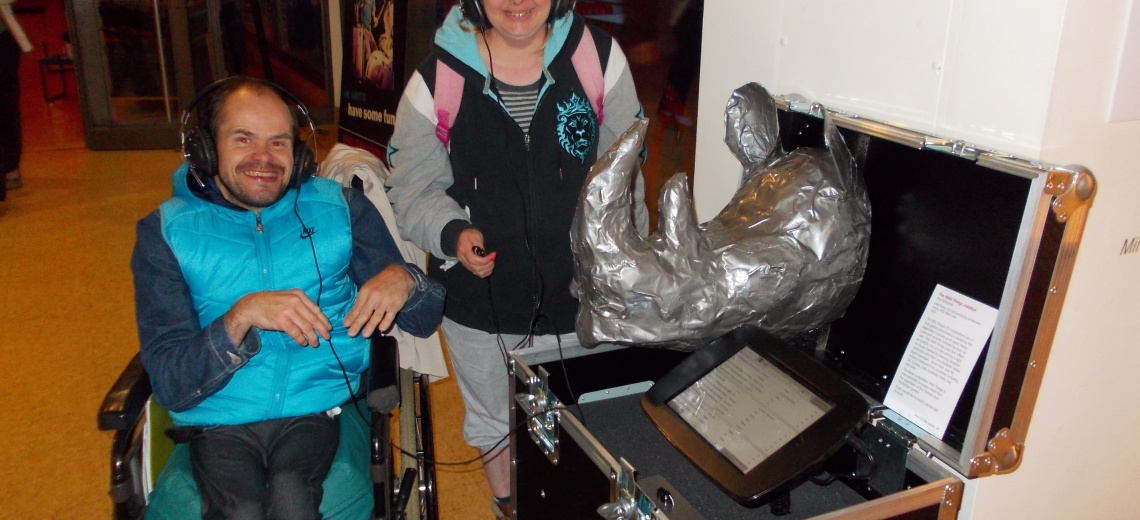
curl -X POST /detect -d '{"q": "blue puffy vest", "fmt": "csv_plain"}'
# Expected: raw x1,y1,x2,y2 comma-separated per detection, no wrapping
160,166,367,426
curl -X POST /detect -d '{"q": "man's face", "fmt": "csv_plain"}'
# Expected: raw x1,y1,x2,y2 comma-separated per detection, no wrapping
213,87,296,211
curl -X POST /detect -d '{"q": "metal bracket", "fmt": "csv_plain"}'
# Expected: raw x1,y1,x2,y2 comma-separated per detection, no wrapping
779,93,822,116
1044,164,1097,223
515,367,560,465
939,480,965,520
969,428,1024,477
598,459,657,520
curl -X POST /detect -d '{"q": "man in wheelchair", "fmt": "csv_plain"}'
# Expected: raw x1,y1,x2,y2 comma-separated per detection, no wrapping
128,76,445,519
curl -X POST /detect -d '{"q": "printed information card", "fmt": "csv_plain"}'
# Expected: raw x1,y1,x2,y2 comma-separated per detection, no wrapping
884,284,999,438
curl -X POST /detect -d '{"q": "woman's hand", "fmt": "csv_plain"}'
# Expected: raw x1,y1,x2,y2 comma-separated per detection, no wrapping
456,228,496,278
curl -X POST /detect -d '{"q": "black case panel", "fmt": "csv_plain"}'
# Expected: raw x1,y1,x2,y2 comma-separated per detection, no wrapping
514,415,613,519
989,214,1064,439
778,110,1034,450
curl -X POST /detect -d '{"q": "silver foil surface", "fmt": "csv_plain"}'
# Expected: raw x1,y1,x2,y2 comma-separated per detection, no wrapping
570,83,872,349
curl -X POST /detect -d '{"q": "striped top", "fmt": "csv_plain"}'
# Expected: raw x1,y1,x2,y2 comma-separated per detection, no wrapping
495,77,543,134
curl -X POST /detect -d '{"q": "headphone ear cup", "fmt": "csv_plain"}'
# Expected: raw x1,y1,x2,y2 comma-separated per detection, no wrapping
183,127,217,179
462,0,487,28
291,144,317,188
550,0,574,23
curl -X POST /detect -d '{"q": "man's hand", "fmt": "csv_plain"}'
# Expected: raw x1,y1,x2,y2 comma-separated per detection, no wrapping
345,264,415,338
457,228,495,278
225,289,331,347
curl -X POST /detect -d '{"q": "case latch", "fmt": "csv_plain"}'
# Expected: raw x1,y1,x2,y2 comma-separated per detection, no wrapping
598,459,657,520
1044,165,1097,223
515,366,560,465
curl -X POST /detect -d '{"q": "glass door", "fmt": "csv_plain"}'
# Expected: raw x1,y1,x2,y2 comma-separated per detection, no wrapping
66,0,334,150
67,0,189,149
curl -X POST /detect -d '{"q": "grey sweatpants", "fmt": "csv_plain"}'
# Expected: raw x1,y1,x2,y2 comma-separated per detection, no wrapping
441,318,581,452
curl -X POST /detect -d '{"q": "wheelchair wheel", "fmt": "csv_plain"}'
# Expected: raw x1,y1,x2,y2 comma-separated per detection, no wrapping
395,369,438,520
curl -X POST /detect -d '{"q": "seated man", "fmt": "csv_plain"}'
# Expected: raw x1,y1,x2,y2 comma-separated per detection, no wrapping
130,76,444,519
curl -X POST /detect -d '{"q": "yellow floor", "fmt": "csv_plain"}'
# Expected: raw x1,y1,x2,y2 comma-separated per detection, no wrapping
0,2,695,518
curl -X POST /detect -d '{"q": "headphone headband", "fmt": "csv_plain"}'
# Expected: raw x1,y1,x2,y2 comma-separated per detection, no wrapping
179,76,317,190
179,76,315,151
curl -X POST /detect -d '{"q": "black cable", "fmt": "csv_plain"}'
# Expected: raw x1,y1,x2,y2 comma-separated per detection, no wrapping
480,27,513,372
486,277,511,370
423,29,580,481
480,26,542,371
294,187,370,429
387,404,570,468
550,321,585,427
478,25,590,435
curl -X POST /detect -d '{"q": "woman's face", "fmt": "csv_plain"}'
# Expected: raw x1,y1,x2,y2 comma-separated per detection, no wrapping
483,0,552,45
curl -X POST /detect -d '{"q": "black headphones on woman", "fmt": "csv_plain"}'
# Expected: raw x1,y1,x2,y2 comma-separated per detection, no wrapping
460,0,576,29
180,76,318,190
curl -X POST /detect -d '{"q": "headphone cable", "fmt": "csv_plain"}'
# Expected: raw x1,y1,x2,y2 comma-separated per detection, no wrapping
294,187,369,428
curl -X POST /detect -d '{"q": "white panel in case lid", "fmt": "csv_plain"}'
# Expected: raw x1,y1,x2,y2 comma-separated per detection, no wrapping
775,1,952,132
933,0,1065,157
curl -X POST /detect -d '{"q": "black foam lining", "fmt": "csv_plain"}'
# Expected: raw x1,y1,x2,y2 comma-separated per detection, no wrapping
574,394,866,519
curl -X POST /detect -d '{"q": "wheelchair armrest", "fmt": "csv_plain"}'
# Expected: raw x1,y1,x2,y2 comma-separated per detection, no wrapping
98,354,152,431
367,334,400,413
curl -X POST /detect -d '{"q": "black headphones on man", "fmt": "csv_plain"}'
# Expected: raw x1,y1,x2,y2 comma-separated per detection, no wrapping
180,76,318,190
460,0,576,29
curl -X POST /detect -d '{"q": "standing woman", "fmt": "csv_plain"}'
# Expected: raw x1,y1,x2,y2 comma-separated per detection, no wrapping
385,0,647,516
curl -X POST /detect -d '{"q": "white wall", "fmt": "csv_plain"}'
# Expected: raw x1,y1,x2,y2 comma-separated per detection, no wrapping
968,1,1140,518
694,0,1066,220
696,1,1140,518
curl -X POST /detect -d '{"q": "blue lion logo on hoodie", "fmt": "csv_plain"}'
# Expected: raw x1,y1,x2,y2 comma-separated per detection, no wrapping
556,93,596,163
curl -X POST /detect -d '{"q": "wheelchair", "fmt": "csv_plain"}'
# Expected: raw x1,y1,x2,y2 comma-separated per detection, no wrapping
97,334,439,520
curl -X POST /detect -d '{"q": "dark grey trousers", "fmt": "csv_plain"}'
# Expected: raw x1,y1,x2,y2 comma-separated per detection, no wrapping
188,413,340,520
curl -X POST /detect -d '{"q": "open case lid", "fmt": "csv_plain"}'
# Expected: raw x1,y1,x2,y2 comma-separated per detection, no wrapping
770,96,1096,477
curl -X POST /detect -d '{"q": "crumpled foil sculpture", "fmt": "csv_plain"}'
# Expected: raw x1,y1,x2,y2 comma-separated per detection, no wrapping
570,83,872,349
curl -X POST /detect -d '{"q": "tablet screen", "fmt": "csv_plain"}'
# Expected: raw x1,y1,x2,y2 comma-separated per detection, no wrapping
668,348,833,473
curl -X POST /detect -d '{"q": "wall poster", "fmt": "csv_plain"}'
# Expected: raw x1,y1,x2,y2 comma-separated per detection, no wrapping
338,0,407,160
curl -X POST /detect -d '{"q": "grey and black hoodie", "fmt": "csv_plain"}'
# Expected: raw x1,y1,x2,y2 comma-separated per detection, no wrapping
386,6,647,336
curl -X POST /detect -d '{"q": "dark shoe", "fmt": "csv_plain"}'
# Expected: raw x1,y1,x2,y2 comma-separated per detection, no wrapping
491,496,513,519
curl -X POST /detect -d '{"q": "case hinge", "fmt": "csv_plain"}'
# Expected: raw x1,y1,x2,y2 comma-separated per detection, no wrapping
515,367,560,465
1044,165,1097,223
969,428,1023,477
922,137,981,160
779,93,825,117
